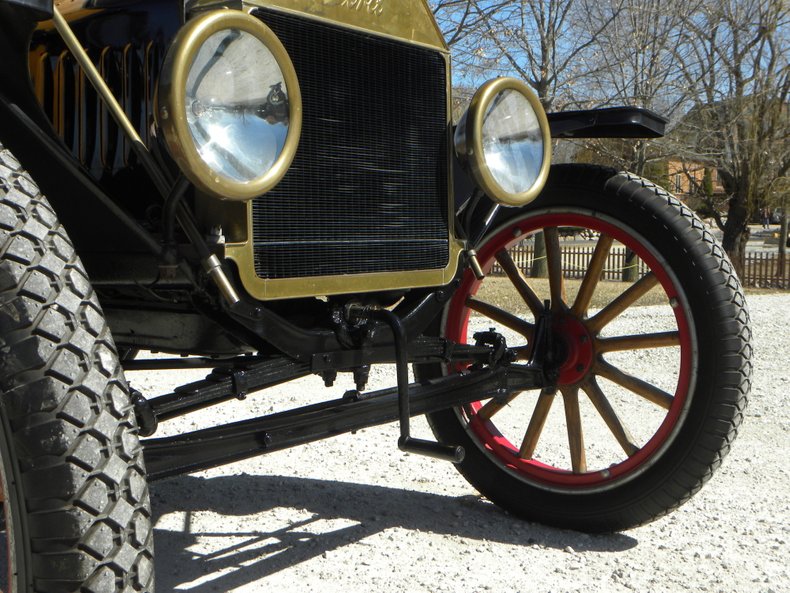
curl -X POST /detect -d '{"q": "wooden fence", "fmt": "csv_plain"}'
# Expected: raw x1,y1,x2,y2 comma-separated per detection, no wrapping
492,243,789,289
743,251,790,289
492,244,650,281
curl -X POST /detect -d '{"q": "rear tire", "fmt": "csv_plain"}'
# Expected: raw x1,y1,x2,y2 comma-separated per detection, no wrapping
0,146,155,591
424,164,752,532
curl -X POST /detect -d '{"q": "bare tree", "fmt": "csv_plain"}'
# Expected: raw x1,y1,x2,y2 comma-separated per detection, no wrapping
566,0,688,280
455,0,622,110
433,0,789,281
576,0,690,177
431,1,509,48
671,0,789,274
772,176,790,277
435,0,624,276
431,0,513,97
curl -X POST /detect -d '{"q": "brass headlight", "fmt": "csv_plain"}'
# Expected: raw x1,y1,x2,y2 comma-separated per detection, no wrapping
157,10,302,201
455,78,551,206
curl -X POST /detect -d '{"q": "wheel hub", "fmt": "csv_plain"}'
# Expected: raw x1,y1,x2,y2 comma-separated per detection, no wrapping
553,313,594,385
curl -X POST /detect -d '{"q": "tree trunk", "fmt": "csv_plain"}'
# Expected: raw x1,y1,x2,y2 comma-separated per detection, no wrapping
622,249,639,282
531,231,548,278
617,142,647,282
778,200,787,286
721,198,749,280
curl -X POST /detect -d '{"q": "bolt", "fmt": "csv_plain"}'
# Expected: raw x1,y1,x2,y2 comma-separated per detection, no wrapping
669,297,679,309
191,99,205,117
579,335,589,343
513,228,523,238
322,370,337,387
575,364,585,372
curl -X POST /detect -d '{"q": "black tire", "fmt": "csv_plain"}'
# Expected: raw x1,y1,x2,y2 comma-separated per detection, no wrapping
424,164,752,532
0,146,155,591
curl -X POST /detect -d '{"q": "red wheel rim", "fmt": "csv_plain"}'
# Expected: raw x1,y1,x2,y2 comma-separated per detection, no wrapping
445,213,693,490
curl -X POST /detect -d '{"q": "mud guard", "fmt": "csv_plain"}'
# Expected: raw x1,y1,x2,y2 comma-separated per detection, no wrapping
547,106,667,138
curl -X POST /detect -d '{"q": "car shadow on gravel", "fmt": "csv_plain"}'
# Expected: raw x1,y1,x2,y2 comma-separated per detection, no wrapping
151,473,637,592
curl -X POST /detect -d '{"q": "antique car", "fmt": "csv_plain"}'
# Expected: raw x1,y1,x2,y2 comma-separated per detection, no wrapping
0,0,752,591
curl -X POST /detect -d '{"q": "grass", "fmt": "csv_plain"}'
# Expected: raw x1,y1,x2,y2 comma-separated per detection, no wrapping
475,275,777,316
476,276,669,313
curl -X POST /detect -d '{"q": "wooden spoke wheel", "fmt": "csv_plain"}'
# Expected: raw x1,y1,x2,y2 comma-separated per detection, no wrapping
421,165,752,532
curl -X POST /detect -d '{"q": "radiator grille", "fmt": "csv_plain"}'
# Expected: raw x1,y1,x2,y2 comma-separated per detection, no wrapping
251,9,450,280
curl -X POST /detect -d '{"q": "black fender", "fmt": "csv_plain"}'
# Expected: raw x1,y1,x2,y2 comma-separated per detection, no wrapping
547,106,667,139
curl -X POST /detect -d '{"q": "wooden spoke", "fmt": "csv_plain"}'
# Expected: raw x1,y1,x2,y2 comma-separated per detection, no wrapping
561,386,587,473
597,331,680,353
466,296,534,338
571,234,614,317
544,227,565,309
518,389,556,459
586,272,659,333
595,359,674,410
582,379,640,456
495,249,544,317
476,392,523,421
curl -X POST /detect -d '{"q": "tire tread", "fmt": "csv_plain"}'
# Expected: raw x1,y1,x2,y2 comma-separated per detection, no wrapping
0,147,154,592
611,169,752,527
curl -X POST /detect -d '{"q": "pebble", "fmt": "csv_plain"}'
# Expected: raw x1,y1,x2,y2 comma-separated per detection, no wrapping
145,294,788,593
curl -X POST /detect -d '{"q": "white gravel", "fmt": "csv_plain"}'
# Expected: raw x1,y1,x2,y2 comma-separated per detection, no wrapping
145,293,789,593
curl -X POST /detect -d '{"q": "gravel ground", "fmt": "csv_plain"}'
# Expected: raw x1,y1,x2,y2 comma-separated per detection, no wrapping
139,293,789,593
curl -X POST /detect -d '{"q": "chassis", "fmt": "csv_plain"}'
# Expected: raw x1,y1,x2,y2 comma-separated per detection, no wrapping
0,1,752,591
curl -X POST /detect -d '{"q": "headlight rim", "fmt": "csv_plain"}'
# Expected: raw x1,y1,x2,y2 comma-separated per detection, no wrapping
157,9,302,201
456,77,551,207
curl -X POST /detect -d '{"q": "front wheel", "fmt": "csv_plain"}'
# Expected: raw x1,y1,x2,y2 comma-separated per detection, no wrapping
0,146,154,591
425,165,752,532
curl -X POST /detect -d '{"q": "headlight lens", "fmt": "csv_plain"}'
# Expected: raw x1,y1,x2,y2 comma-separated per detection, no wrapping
455,78,551,206
186,30,289,184
158,11,301,201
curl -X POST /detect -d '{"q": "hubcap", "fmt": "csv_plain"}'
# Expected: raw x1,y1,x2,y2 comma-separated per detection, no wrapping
554,313,594,386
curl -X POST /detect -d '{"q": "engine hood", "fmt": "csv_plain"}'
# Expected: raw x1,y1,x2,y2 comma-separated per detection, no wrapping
188,0,448,51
